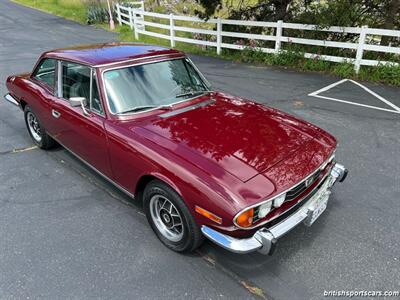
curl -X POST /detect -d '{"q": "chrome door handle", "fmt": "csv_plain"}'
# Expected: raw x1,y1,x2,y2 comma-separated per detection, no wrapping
52,109,61,118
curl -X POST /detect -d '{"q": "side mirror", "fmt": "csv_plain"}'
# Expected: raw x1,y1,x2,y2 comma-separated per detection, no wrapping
69,97,89,116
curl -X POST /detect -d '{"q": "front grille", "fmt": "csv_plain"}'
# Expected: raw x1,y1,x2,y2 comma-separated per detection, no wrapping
251,167,324,225
253,207,261,223
247,156,334,228
285,168,322,202
266,174,329,228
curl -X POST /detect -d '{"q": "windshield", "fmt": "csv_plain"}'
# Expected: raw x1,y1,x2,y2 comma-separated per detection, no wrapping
104,58,209,114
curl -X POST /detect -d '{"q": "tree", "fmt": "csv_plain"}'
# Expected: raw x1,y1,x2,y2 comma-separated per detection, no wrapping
195,0,295,21
194,0,223,19
194,0,399,47
380,0,400,45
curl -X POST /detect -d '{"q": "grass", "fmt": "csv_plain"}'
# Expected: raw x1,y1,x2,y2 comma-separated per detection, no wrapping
13,0,400,86
12,0,87,23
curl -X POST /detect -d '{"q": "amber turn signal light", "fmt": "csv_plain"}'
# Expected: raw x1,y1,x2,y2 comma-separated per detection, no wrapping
195,206,222,224
235,208,254,228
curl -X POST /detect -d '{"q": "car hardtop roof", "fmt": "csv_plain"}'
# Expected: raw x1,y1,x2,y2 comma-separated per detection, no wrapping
42,42,183,67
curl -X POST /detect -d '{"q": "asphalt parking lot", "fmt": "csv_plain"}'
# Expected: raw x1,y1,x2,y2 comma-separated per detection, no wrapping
1,1,399,299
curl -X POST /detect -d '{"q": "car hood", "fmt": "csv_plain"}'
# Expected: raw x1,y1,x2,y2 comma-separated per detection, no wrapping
137,93,336,182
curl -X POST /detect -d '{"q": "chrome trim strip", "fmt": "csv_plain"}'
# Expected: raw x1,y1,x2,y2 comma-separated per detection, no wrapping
94,53,179,68
56,60,62,97
52,137,136,199
186,57,211,89
100,57,211,116
159,99,214,118
233,151,335,230
4,93,20,106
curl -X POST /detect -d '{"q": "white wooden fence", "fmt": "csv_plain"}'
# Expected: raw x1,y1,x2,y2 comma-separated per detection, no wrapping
115,3,400,73
116,1,145,30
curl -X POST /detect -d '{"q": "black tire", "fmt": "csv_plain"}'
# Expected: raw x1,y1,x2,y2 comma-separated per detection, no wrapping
143,180,204,252
24,105,55,149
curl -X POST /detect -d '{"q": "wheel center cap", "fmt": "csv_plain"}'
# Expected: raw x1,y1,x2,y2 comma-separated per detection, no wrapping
162,213,171,224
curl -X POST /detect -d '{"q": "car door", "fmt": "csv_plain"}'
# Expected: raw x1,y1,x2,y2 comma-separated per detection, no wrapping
50,60,112,178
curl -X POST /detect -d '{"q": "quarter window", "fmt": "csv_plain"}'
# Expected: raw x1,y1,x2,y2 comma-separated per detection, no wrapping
33,58,56,91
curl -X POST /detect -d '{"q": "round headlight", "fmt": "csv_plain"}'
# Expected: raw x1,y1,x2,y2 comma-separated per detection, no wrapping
273,193,286,208
258,201,272,218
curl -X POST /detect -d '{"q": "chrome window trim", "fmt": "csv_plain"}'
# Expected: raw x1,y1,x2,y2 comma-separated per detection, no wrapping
89,71,104,117
31,57,57,94
57,60,62,97
233,151,336,230
186,57,211,89
89,68,93,109
94,53,179,68
88,70,104,116
100,57,211,116
58,60,105,117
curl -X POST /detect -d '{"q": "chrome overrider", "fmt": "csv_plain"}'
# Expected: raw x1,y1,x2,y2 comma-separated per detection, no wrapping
201,163,348,255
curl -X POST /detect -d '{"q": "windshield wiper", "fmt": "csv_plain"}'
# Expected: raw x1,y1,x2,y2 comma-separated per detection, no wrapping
118,104,173,115
118,91,211,115
176,90,209,99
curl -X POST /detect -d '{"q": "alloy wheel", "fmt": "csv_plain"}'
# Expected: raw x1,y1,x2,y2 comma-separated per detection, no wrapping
149,195,184,242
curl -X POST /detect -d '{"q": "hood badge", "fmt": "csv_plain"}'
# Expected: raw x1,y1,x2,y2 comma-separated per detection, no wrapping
305,177,313,187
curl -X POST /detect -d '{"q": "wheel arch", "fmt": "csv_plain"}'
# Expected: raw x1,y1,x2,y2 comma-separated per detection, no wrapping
135,172,183,203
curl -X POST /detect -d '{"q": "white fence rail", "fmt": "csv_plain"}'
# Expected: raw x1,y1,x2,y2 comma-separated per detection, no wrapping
115,3,400,73
116,1,144,31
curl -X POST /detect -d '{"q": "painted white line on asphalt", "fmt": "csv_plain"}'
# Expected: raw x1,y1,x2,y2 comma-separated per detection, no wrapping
348,79,400,112
308,79,349,96
308,79,400,114
311,94,400,114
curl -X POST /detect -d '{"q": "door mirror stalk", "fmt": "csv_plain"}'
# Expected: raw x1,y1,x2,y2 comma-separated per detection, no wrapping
69,97,90,116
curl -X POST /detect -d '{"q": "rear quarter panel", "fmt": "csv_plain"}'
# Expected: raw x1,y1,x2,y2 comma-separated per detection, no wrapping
6,74,55,135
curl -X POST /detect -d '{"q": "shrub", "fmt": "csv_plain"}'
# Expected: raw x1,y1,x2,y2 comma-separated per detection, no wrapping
302,57,332,72
332,63,355,78
359,64,400,86
269,49,304,67
240,47,265,63
86,4,109,24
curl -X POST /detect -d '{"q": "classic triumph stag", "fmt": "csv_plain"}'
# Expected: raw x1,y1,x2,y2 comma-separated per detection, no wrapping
4,43,347,255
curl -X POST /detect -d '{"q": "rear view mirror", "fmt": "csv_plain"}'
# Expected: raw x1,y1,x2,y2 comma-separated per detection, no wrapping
69,97,89,116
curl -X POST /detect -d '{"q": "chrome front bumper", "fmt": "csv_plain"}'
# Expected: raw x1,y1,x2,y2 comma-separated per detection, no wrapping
4,93,19,107
201,163,348,255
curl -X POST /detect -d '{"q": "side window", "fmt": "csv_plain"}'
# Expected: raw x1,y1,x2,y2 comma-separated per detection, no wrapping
61,62,103,115
33,58,56,91
62,62,91,101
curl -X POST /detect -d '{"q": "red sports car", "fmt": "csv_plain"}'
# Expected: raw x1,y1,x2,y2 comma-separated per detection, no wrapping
4,43,347,255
